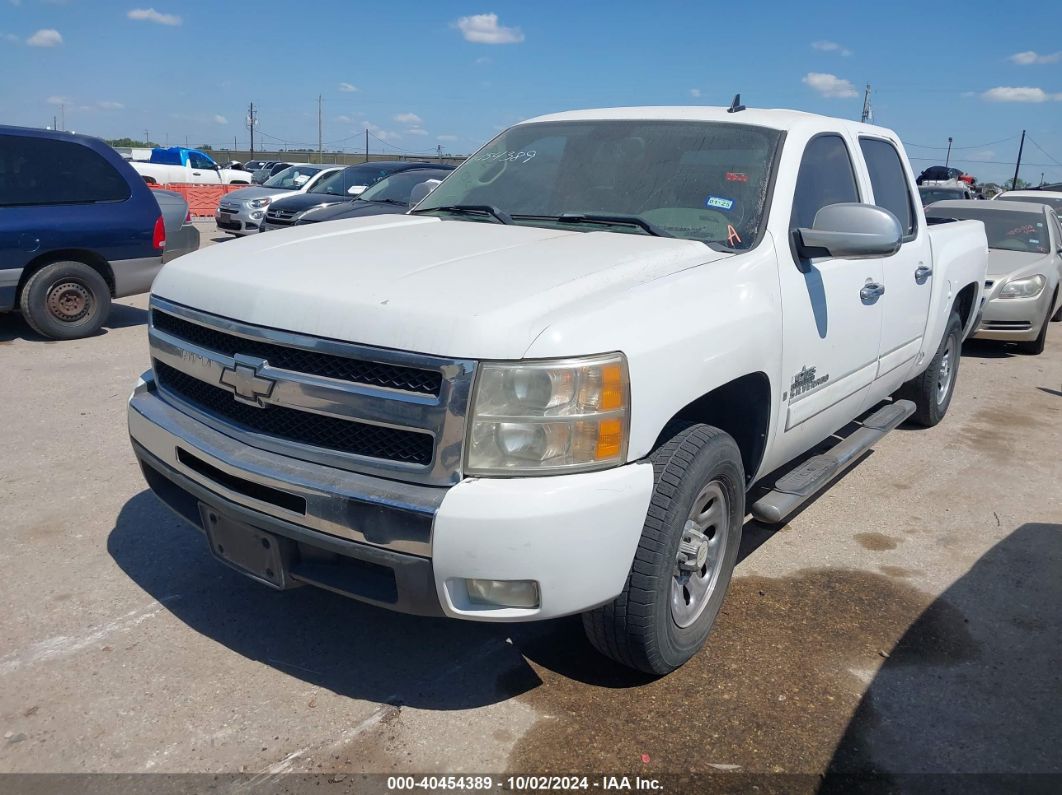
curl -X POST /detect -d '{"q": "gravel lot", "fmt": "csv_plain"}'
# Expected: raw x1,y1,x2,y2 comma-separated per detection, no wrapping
1,221,1060,787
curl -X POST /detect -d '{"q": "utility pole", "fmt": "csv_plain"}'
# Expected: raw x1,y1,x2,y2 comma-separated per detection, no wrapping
247,102,257,158
1011,130,1026,191
144,129,150,145
60,103,65,131
365,128,369,163
860,84,872,124
945,137,953,169
317,94,323,163
52,115,57,131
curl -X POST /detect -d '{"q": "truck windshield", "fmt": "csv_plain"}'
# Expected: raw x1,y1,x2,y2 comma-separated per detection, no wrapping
413,120,782,250
926,207,1049,254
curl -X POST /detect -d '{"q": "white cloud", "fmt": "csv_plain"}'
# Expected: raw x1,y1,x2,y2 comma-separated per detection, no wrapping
366,122,400,142
213,114,228,124
1008,50,1062,65
981,86,1062,103
454,13,524,45
406,127,428,136
436,134,458,142
97,100,124,110
689,88,702,98
127,8,182,26
26,28,62,47
811,40,852,56
46,95,69,105
802,72,858,99
1,32,20,43
393,112,422,125
338,82,358,92
336,114,352,124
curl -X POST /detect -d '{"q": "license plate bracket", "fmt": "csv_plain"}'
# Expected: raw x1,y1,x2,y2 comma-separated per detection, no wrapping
200,505,295,590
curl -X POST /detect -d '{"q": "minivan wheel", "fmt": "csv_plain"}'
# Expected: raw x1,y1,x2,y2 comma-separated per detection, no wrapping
19,261,111,340
582,423,744,676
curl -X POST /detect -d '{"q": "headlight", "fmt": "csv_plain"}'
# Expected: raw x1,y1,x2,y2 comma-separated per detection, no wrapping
998,274,1046,299
248,197,271,209
465,354,629,476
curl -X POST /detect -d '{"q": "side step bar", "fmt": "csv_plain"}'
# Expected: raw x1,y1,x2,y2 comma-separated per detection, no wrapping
750,399,916,524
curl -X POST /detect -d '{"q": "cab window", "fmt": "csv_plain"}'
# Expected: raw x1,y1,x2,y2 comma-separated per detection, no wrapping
790,134,860,232
860,138,916,237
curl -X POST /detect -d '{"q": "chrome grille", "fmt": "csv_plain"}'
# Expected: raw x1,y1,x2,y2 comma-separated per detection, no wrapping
148,297,475,486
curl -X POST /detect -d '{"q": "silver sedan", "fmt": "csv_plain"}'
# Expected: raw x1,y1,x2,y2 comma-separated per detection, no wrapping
215,164,341,236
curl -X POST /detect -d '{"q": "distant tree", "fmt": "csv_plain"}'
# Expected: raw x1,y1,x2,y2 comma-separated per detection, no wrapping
106,137,158,148
1010,177,1031,190
197,144,213,151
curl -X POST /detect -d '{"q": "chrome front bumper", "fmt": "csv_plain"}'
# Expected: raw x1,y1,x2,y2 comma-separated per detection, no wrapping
128,372,445,557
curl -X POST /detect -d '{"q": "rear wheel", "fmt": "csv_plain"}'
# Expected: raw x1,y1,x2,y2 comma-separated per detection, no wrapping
582,423,744,675
898,311,961,427
18,260,111,340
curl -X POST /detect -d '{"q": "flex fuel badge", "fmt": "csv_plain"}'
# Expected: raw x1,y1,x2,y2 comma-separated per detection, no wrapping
706,195,734,211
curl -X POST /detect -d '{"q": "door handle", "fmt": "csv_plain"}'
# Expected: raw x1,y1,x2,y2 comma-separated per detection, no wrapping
192,171,202,176
915,265,933,284
860,282,885,303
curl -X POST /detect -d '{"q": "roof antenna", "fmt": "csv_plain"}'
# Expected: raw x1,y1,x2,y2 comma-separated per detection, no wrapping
727,93,746,113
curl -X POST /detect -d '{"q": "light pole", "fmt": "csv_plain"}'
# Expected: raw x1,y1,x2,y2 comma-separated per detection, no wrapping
945,137,953,169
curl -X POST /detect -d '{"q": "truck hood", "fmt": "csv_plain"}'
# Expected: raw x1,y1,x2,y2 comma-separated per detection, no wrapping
986,248,1051,278
152,215,722,359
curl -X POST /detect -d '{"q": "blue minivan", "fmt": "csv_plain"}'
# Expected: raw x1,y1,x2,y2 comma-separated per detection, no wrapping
1,125,166,339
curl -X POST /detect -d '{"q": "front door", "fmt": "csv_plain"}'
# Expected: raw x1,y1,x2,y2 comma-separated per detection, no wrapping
774,133,884,465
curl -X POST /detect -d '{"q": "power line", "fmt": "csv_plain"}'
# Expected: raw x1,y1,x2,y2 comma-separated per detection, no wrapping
906,155,1060,168
903,136,1017,151
1026,136,1062,168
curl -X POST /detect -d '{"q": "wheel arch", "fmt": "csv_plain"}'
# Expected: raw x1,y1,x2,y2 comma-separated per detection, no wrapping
953,280,980,338
656,372,773,484
17,250,116,300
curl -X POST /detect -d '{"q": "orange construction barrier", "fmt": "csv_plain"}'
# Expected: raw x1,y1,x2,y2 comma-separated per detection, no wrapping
150,183,249,218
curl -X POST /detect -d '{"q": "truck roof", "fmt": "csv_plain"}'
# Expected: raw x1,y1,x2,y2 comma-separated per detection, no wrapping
521,105,901,140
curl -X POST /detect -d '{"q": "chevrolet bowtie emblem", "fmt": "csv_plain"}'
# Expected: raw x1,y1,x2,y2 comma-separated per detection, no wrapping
219,357,275,407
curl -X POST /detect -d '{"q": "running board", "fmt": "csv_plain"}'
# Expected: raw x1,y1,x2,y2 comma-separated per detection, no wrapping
750,399,916,524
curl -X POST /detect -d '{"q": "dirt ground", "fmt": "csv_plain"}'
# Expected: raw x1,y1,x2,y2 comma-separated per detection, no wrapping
1,221,1060,791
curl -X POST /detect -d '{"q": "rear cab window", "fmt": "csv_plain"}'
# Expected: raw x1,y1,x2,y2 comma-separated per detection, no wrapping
0,134,130,207
859,137,918,239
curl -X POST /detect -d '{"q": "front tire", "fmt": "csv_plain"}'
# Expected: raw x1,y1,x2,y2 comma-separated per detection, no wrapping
1018,300,1052,355
18,261,111,340
582,423,744,675
898,311,961,427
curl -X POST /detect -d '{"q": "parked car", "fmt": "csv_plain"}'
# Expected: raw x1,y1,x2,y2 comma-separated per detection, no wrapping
215,164,341,235
926,200,1062,354
260,161,443,230
919,184,973,206
993,189,1062,215
129,147,251,186
242,160,268,173
251,161,293,185
294,166,454,226
129,106,988,674
0,125,167,339
152,189,200,262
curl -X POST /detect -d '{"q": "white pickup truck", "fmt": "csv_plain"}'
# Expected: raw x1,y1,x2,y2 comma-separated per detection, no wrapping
127,106,988,674
129,147,251,186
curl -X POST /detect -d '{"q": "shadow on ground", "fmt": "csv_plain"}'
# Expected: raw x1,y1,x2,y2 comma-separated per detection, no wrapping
0,302,147,342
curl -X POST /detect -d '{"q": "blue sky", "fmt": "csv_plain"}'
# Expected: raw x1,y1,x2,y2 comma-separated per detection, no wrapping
2,0,1061,184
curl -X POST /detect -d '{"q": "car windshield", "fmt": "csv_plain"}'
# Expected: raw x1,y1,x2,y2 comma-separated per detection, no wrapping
919,188,964,205
358,169,449,204
996,194,1062,213
926,207,1049,253
263,165,322,190
310,165,399,196
414,120,783,249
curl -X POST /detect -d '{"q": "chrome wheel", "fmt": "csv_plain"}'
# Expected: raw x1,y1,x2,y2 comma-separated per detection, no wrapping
45,280,92,323
671,479,730,628
936,333,957,405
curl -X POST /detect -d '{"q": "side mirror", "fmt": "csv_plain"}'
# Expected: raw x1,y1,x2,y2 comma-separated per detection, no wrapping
347,185,367,196
795,203,902,261
408,179,441,207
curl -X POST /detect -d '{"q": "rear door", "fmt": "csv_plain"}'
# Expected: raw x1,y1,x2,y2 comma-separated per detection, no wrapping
776,133,885,458
858,137,932,395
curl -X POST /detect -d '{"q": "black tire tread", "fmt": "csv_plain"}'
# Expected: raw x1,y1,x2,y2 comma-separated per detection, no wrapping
897,311,961,427
582,422,737,674
18,261,110,340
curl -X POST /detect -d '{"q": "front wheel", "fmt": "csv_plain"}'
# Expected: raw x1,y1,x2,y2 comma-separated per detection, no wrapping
898,311,962,427
582,423,744,675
